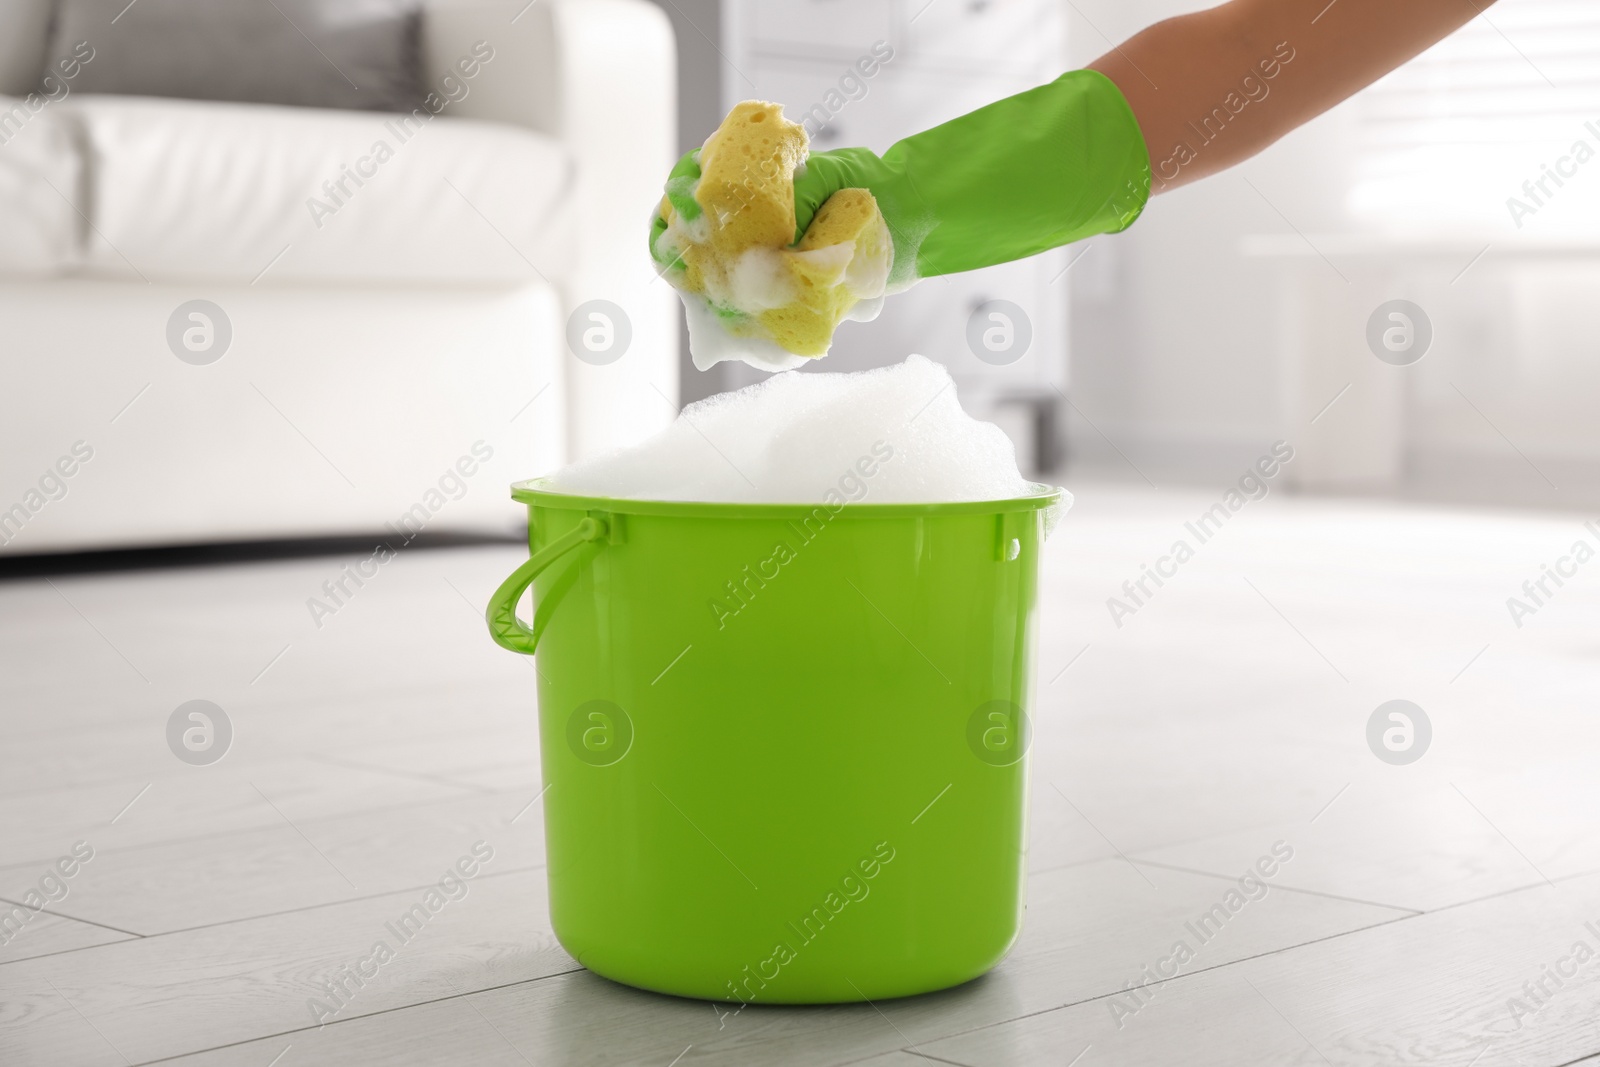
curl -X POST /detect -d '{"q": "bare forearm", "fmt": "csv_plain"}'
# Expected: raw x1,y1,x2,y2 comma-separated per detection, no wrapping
1090,0,1494,193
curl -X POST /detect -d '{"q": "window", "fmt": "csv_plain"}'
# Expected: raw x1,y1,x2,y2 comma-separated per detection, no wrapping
1347,0,1600,234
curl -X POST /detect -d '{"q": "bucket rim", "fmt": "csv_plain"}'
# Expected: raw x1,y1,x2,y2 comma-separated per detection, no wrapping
510,478,1065,518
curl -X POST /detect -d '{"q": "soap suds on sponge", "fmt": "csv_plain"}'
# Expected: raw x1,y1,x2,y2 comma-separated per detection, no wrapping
653,101,894,371
545,356,1066,529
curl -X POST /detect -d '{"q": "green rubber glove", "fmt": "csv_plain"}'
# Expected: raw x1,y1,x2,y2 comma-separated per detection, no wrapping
650,150,702,274
795,69,1150,280
649,70,1151,283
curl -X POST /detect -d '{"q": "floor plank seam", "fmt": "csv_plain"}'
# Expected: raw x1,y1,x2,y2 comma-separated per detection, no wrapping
1055,809,1289,860
123,966,590,1066
1126,858,1426,915
0,897,146,939
0,864,548,968
299,753,507,796
13,527,1600,1064
0,716,536,808
0,780,551,872
1404,862,1600,918
901,1049,981,1067
1022,818,1292,882
888,911,1421,1052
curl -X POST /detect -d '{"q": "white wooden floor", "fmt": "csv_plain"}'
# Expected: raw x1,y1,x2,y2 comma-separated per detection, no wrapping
3,482,1599,1066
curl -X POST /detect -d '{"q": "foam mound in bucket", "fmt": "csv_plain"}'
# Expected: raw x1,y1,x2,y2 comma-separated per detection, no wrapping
545,356,1068,531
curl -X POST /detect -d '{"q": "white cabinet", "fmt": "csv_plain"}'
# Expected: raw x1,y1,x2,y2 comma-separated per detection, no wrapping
744,59,1035,166
905,0,1063,76
721,0,1071,470
748,0,895,56
732,0,1062,76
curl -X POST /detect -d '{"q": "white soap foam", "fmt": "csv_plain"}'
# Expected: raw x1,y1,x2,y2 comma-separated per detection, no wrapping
545,355,1068,529
655,171,899,372
682,295,809,373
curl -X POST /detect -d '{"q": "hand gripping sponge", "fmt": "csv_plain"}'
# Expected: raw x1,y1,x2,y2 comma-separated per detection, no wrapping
652,101,891,362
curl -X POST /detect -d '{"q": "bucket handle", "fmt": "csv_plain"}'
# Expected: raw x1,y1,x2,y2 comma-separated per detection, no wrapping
486,516,609,655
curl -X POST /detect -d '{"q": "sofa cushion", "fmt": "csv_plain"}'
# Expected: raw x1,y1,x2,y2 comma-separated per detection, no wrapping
65,94,574,285
0,95,80,276
43,0,423,113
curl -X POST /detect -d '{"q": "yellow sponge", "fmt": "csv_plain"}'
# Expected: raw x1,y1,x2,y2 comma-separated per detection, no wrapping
654,101,890,360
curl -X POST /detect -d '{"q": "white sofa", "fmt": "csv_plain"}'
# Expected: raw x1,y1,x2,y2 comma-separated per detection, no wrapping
0,0,677,554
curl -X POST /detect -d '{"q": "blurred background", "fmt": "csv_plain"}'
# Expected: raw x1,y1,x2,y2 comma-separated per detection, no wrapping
671,0,1600,514
1,0,681,559
4,0,1598,563
5,4,1600,1063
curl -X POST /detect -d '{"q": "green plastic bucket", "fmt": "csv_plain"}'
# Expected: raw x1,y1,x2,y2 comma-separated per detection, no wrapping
485,478,1061,1004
